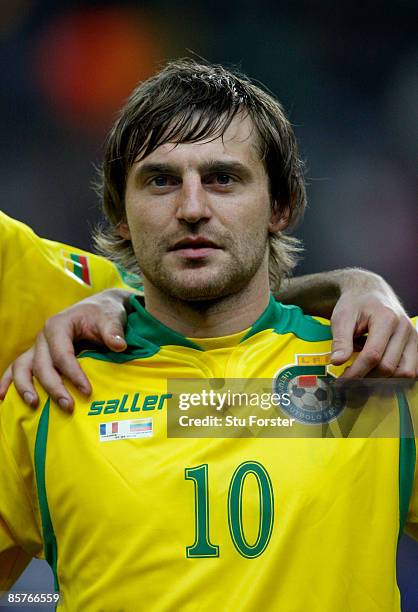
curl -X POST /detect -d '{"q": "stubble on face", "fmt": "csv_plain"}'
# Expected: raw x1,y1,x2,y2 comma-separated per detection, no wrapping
137,223,270,302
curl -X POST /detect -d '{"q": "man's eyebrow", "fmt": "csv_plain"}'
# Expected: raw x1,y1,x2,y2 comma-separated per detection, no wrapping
134,160,253,182
134,163,182,180
199,160,253,179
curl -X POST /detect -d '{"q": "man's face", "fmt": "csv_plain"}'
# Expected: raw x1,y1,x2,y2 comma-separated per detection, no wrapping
120,115,287,301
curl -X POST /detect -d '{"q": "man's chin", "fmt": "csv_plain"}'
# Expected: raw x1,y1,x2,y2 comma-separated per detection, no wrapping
163,281,233,301
156,269,238,301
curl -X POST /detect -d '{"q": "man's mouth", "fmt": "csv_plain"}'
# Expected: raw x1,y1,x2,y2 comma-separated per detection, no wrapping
169,236,221,260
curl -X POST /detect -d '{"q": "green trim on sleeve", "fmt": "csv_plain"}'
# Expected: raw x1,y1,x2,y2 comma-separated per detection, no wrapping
34,399,59,592
396,390,416,537
241,295,333,343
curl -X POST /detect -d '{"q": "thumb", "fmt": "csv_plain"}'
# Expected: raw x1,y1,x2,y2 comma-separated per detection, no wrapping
0,365,13,400
330,310,356,365
101,324,127,352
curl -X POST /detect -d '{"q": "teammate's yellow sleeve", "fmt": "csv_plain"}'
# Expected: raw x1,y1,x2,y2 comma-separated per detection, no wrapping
0,386,44,589
0,212,142,372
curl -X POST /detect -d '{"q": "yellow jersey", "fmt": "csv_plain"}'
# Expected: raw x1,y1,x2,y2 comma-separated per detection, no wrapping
0,295,416,611
0,211,142,372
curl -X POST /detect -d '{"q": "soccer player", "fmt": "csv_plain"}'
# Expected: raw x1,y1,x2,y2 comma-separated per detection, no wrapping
0,60,416,610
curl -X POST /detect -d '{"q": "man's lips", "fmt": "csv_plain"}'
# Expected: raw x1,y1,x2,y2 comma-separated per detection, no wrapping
170,236,220,250
169,236,221,259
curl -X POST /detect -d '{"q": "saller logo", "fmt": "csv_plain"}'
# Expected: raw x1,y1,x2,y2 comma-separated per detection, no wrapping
88,392,172,416
273,353,345,424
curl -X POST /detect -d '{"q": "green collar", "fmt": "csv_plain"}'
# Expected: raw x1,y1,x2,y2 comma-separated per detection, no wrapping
125,296,202,352
126,293,331,350
80,294,331,364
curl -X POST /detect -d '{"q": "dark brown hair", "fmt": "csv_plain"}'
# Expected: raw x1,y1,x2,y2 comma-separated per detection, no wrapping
95,58,306,289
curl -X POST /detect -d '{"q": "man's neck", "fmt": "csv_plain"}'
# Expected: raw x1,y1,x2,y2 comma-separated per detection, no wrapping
142,276,271,338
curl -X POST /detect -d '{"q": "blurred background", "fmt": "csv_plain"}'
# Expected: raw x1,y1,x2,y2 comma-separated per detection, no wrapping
1,0,417,609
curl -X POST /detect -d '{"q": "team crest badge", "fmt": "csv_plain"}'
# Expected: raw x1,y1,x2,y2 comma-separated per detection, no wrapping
62,251,91,286
273,353,345,424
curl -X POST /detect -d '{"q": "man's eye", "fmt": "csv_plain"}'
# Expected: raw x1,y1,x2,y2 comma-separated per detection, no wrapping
211,174,234,185
217,174,232,184
150,175,171,187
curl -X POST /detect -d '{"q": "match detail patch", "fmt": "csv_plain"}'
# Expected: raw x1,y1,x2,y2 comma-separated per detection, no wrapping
62,251,91,286
99,418,153,442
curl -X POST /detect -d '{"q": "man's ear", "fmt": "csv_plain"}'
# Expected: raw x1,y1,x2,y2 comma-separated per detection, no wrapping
117,221,131,240
268,204,290,233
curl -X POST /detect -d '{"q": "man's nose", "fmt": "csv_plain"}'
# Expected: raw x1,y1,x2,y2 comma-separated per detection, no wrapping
175,175,211,223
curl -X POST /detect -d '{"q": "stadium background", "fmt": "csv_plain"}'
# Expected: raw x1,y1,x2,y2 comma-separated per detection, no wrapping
1,0,417,609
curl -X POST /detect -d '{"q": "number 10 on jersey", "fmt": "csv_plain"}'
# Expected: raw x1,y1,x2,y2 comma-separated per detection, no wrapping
185,461,274,558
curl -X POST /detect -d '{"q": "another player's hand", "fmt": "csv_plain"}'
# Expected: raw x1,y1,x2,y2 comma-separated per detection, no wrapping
0,289,133,411
329,271,417,378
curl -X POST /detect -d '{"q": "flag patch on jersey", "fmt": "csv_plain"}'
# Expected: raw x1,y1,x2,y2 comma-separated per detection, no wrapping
62,251,91,286
99,418,153,442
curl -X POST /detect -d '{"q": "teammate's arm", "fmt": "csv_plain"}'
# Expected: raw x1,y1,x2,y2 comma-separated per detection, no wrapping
1,268,416,411
0,290,133,411
279,268,417,378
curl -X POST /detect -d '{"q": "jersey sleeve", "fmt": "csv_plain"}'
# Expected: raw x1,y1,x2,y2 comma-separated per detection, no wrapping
0,448,36,589
405,386,418,540
400,318,417,539
0,212,142,373
0,389,44,589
